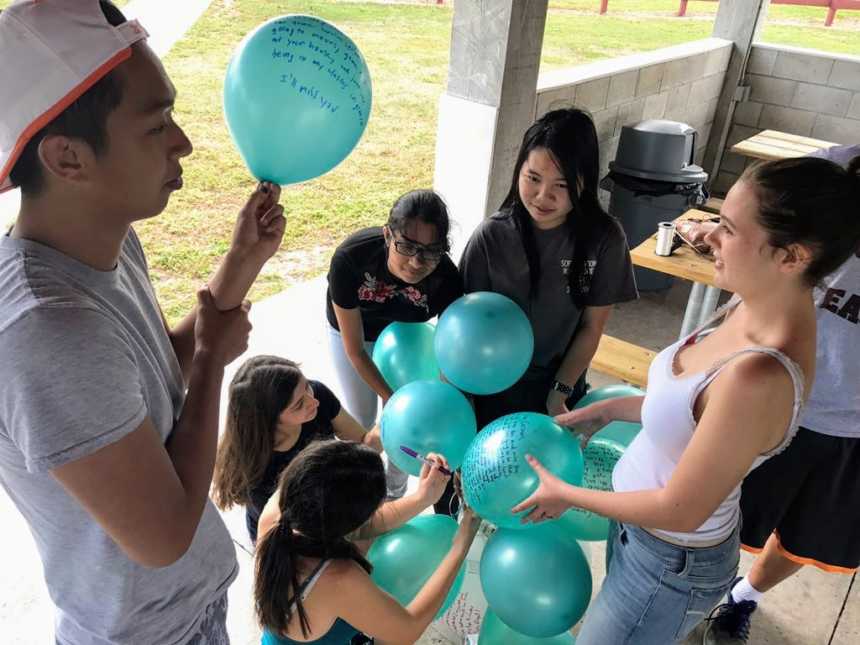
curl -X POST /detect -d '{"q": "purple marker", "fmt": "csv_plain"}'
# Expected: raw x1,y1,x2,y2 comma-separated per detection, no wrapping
399,445,453,476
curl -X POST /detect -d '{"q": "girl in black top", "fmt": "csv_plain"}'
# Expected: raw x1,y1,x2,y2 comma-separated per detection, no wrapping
212,355,448,543
460,109,637,427
326,190,463,499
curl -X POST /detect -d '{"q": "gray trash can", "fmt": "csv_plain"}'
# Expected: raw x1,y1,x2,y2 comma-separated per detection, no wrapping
600,120,708,292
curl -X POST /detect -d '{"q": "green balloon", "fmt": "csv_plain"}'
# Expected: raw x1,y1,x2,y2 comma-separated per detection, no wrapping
574,384,644,409
479,609,576,644
594,420,641,448
461,413,584,529
367,515,465,618
372,322,439,391
554,436,626,541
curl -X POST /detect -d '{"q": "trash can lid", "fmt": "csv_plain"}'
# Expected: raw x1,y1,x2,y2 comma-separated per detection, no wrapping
610,119,708,184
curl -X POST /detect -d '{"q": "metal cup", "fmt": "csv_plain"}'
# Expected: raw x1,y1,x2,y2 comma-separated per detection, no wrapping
655,221,676,256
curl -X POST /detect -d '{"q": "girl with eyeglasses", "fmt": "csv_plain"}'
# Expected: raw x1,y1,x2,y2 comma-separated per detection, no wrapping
460,108,638,427
212,355,451,544
326,190,463,503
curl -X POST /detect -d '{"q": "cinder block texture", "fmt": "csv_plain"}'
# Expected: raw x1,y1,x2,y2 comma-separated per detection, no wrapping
792,83,853,117
758,104,816,136
607,70,639,107
771,50,834,84
828,59,860,92
749,75,797,106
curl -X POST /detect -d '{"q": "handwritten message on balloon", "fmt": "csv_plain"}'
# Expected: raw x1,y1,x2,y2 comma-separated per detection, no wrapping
224,15,373,185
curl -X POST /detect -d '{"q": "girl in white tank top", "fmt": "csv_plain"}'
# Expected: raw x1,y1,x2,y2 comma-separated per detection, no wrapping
511,156,860,643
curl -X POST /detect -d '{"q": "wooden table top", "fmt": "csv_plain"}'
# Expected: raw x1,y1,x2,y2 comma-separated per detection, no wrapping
629,209,718,286
730,129,836,162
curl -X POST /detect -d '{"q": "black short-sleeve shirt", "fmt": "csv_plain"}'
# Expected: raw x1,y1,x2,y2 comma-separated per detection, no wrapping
245,380,341,543
325,227,463,341
459,210,638,369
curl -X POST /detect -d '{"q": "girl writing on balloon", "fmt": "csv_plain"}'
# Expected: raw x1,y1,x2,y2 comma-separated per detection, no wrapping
513,156,860,643
459,108,638,427
254,439,481,644
212,355,448,544
326,189,463,500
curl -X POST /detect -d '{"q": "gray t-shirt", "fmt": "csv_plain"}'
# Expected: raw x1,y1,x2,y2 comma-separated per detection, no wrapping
460,210,638,368
799,253,860,438
0,230,237,644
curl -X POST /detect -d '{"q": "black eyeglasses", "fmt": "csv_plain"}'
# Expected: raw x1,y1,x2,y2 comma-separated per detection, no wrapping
391,237,447,263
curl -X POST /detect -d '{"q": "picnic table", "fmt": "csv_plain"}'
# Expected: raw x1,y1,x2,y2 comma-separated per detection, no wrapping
730,129,836,162
629,209,720,339
591,209,721,387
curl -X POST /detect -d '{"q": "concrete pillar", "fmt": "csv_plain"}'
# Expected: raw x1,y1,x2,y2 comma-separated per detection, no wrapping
702,0,770,183
433,0,548,260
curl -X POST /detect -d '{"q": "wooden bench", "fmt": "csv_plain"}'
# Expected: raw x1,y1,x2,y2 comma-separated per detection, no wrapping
592,335,656,388
702,196,723,214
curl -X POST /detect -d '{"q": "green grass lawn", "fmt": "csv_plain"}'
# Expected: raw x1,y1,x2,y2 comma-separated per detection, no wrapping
3,0,858,321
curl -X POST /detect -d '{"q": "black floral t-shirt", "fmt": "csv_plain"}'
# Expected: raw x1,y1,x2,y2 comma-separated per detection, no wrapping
326,227,463,341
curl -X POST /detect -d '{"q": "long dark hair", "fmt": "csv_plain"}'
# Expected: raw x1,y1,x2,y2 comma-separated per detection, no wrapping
254,440,387,637
501,108,613,308
212,355,303,510
741,155,860,286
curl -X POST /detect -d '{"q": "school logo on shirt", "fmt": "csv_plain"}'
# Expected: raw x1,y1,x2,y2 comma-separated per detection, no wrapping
357,273,429,311
562,259,597,295
821,288,859,325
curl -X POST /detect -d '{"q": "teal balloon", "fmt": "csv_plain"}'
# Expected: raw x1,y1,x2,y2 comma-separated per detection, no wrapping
574,384,644,409
461,413,583,529
434,292,534,395
480,523,592,637
553,435,627,541
372,322,438,391
381,380,476,476
367,515,465,618
595,420,641,447
224,15,372,184
480,609,576,644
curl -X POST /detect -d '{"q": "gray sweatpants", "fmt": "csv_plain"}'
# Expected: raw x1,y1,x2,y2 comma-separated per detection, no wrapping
327,325,409,498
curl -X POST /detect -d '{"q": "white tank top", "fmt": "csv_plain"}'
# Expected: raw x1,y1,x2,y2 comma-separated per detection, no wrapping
612,303,805,545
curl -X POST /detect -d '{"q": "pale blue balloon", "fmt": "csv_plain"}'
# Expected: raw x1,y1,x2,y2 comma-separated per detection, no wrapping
381,380,477,476
461,412,583,529
480,523,592,638
367,515,465,618
372,322,439,391
224,15,372,184
480,609,576,644
434,292,534,395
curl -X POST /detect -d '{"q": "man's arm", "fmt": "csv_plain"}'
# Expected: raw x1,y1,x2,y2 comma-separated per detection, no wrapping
167,183,285,379
51,289,251,567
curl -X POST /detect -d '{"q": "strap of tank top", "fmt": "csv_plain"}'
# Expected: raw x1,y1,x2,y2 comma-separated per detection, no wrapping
682,294,742,345
693,345,805,457
288,559,332,613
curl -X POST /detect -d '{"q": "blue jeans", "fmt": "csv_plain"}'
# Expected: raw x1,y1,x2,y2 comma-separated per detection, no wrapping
577,522,740,644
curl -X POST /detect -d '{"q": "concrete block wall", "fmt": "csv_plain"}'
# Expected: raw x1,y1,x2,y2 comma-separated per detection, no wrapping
715,43,860,194
534,38,733,199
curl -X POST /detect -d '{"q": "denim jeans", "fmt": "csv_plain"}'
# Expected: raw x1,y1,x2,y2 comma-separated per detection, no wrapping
327,325,409,498
577,522,740,644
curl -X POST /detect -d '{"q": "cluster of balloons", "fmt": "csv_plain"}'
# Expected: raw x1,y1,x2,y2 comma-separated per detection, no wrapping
368,292,647,638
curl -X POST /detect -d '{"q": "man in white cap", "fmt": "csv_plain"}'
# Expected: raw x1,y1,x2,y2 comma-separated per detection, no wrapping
0,1,286,643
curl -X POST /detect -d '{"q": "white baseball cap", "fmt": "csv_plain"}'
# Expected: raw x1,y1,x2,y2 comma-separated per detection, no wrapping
0,0,149,193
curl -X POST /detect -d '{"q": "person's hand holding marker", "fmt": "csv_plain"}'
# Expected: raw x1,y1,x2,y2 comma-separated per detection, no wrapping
415,452,452,507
